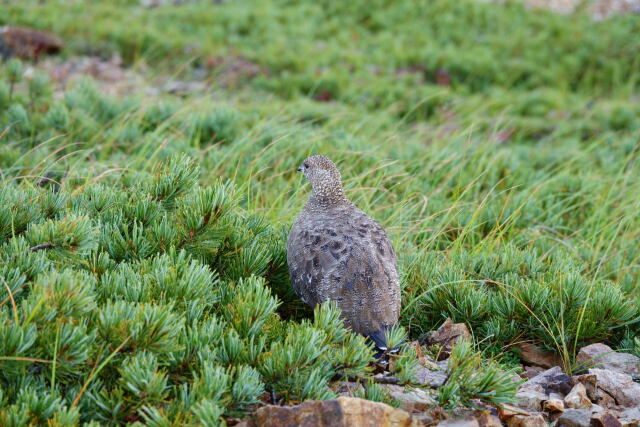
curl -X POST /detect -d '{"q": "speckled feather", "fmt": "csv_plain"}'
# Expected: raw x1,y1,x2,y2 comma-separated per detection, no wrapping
287,155,400,350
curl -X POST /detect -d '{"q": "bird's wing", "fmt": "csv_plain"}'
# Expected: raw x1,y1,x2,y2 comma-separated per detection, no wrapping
286,220,341,307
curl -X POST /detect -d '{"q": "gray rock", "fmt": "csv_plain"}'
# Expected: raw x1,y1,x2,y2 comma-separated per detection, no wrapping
515,384,547,411
437,418,479,427
414,366,448,387
557,409,592,427
577,343,640,379
383,384,436,413
589,368,640,407
618,407,640,426
287,155,401,352
521,366,572,395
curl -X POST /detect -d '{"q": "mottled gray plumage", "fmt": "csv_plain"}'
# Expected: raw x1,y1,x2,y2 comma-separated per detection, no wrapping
287,155,401,351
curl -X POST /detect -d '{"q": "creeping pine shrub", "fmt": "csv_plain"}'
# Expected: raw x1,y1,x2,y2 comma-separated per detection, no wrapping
438,340,521,409
0,156,375,424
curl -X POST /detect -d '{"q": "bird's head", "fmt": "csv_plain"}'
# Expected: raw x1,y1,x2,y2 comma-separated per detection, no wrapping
297,155,346,204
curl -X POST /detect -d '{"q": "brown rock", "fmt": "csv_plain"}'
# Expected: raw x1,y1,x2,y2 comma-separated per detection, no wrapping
589,368,640,407
516,343,563,369
0,26,63,61
576,344,640,379
591,411,622,427
426,318,472,360
564,383,592,409
498,404,530,421
506,414,547,427
595,389,616,409
557,409,592,427
543,398,565,412
572,374,598,401
476,412,502,427
255,397,420,427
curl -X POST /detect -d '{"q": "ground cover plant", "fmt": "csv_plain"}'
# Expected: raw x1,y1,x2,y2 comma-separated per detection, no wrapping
1,0,640,424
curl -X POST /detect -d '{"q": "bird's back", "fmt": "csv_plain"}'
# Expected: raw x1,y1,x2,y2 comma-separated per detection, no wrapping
287,202,400,348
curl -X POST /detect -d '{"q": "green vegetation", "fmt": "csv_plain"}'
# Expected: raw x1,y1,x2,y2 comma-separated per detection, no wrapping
1,0,639,423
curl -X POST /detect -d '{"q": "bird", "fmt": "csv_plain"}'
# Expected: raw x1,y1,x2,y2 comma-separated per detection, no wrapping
286,154,401,354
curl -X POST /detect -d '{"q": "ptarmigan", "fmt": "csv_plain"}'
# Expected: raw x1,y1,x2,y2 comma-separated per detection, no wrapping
287,154,401,353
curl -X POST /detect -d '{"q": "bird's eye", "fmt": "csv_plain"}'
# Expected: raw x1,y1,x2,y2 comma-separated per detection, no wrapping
303,162,310,169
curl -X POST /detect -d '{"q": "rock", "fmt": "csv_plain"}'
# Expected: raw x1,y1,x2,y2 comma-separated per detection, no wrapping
589,368,640,407
506,414,547,427
571,374,598,401
591,411,622,427
475,412,502,427
254,397,421,427
414,366,448,387
515,384,548,411
498,404,530,422
543,398,565,412
618,407,640,426
564,383,592,409
557,409,592,427
234,420,257,427
437,418,479,427
333,381,363,397
0,26,63,61
426,319,472,360
516,342,563,369
521,366,573,395
384,384,436,413
576,344,640,379
595,389,616,409
522,366,545,379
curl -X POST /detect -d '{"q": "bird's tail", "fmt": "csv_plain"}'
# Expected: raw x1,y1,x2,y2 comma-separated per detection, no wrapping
367,327,401,360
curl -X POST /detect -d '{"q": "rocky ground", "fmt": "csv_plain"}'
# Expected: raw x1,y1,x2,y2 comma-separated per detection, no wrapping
232,320,640,427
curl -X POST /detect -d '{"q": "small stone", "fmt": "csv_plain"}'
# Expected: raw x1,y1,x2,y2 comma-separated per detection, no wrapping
515,384,548,411
589,368,640,407
543,398,565,412
564,383,592,409
595,389,616,409
426,319,472,360
618,407,640,426
571,374,598,401
516,342,563,369
475,412,502,427
414,366,448,387
437,417,479,427
384,384,436,413
522,366,545,379
333,381,363,397
577,344,640,379
498,404,530,422
591,411,622,427
557,409,592,427
506,414,547,427
255,397,421,427
522,366,572,395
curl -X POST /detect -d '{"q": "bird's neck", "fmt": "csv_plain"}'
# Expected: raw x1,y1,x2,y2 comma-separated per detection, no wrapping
308,182,349,209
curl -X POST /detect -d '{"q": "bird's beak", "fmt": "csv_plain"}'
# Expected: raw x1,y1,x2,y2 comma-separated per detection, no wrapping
296,167,303,172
